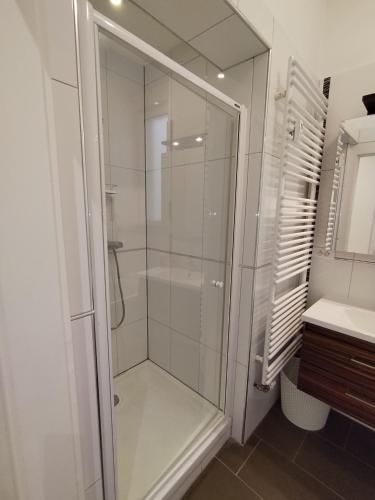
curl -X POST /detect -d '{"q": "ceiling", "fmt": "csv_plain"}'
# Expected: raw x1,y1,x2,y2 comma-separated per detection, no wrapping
92,0,267,70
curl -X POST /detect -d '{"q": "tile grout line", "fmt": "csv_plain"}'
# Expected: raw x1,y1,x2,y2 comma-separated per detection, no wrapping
236,437,262,476
343,420,353,450
255,437,346,500
293,461,346,500
316,429,375,473
214,456,265,500
291,431,308,463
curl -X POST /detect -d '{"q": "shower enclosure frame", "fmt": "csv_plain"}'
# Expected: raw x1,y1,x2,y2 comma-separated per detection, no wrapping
75,1,248,498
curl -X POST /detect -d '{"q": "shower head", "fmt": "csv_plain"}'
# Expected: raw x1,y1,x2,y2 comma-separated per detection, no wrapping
108,240,124,251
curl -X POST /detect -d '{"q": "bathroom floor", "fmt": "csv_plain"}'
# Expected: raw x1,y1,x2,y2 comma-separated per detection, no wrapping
113,361,218,500
184,402,375,500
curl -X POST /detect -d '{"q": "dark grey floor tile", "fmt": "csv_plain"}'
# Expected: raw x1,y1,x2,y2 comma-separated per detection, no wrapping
346,422,375,469
296,433,375,500
216,435,259,473
183,458,259,500
239,441,340,500
254,404,306,460
318,410,352,448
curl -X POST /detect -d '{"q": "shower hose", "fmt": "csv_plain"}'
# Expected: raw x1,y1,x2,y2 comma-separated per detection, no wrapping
111,247,126,330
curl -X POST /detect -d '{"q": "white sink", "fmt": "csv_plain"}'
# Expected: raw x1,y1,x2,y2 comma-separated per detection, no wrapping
302,299,375,344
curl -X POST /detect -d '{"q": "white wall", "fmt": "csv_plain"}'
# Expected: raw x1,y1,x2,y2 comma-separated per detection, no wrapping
262,0,327,76
0,1,86,498
322,0,375,78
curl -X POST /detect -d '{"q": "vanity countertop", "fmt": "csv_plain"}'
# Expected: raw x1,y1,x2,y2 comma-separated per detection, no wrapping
302,299,375,345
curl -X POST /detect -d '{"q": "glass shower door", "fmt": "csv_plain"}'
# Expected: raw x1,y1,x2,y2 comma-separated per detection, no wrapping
97,29,240,500
146,66,238,410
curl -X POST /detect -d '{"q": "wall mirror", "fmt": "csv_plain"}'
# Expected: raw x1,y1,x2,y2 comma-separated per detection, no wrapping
335,116,375,254
318,61,375,258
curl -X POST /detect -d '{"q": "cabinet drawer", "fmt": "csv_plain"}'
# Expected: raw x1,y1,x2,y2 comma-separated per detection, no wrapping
301,345,375,391
298,362,375,427
303,326,375,376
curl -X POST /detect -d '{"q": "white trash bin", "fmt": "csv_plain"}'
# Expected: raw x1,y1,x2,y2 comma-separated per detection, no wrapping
281,357,330,431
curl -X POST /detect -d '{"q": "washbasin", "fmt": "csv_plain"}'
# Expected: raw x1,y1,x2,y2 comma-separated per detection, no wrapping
302,298,375,344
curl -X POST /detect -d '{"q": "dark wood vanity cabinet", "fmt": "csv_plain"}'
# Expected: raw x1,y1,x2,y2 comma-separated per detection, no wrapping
298,323,375,427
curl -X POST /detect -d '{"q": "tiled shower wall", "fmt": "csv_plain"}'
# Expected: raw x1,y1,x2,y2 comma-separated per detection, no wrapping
100,36,274,423
145,64,236,407
100,43,148,376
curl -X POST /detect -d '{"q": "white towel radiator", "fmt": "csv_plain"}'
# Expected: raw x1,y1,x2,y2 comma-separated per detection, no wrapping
256,57,328,390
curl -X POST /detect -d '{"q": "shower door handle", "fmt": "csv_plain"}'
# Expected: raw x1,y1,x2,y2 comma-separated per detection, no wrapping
211,280,224,289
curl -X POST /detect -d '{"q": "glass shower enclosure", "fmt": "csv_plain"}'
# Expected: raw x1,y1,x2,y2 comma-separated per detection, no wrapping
79,7,243,499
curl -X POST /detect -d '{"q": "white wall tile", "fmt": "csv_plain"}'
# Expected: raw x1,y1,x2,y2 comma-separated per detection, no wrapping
242,153,262,267
52,80,91,316
206,104,235,161
264,23,294,158
171,163,204,257
1,4,85,497
145,75,170,123
244,336,279,440
85,480,103,500
149,319,171,371
201,260,226,351
308,254,353,306
116,319,148,373
116,250,147,324
231,361,248,443
145,64,165,85
170,255,202,342
237,268,254,366
203,158,233,262
147,250,171,325
100,68,110,166
110,166,146,251
168,43,200,66
146,167,171,251
206,60,254,151
170,80,205,166
170,331,199,391
71,318,102,490
108,70,145,170
348,261,375,310
111,331,119,377
134,0,233,42
189,15,266,70
237,0,274,48
249,53,269,154
106,48,144,83
255,153,280,267
251,265,272,343
199,345,221,406
41,0,77,86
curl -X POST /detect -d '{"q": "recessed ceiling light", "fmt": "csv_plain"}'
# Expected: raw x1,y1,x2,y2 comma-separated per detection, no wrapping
154,101,159,106
195,136,203,142
172,141,179,146
110,0,122,6
217,73,225,79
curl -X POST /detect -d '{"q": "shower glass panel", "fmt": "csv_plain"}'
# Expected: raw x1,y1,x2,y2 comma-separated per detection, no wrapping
98,31,239,500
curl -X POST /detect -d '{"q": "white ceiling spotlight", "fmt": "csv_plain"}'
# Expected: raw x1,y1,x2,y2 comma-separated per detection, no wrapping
195,136,203,142
110,0,123,7
172,141,179,146
217,73,225,79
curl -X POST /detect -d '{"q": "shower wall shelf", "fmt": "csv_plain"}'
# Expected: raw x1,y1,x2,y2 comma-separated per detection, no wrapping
256,57,328,390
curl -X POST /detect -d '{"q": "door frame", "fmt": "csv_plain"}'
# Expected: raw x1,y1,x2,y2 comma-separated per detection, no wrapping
76,2,248,498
